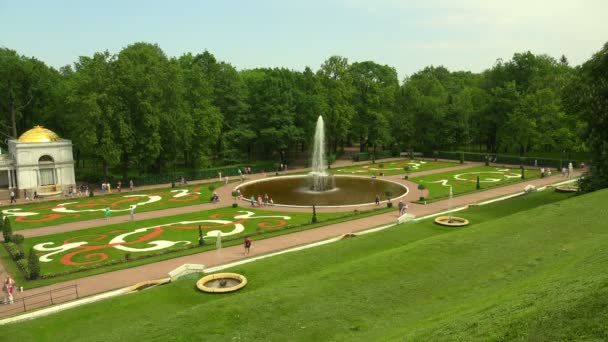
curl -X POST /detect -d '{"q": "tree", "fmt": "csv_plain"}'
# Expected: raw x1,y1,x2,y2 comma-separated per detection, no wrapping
577,42,608,192
65,51,122,179
349,61,399,153
317,56,355,153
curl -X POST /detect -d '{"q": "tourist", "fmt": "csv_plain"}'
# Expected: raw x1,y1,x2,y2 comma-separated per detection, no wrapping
23,189,27,199
105,207,111,221
257,195,263,207
2,276,15,304
546,168,552,176
562,167,567,177
130,205,135,222
540,167,545,177
210,192,219,203
250,195,255,206
244,237,252,255
568,162,574,178
101,182,106,193
239,168,244,182
10,190,15,204
117,181,122,192
263,193,269,206
269,197,274,206
34,191,39,200
375,194,380,206
224,176,229,185
129,179,134,191
107,182,112,193
398,200,408,216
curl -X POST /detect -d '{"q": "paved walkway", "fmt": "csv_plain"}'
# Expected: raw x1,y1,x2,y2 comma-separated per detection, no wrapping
0,160,582,314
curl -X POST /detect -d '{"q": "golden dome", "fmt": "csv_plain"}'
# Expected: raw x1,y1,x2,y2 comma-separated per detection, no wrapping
17,126,61,143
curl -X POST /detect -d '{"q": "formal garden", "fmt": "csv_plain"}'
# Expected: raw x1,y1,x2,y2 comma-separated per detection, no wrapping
331,159,458,176
1,181,228,230
6,189,608,341
410,165,542,202
2,11,608,339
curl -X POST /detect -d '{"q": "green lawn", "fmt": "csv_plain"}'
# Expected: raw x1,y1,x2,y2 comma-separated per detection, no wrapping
5,189,606,341
410,165,541,201
2,206,389,287
2,181,229,230
331,159,457,176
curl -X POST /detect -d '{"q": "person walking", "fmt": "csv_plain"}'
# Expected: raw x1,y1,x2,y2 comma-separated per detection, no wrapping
3,276,15,304
10,190,16,204
105,207,111,222
129,179,134,191
129,205,135,222
244,237,252,255
375,194,380,206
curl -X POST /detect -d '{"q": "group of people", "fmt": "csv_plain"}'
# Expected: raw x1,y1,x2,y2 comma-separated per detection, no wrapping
101,179,134,193
250,194,273,207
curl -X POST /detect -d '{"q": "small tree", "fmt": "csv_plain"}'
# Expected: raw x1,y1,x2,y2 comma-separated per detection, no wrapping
3,217,13,243
311,205,318,224
28,247,41,280
231,190,239,208
476,176,481,190
198,225,205,246
384,191,393,207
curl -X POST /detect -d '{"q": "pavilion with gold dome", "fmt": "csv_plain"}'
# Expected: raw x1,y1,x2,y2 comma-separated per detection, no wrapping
1,126,75,197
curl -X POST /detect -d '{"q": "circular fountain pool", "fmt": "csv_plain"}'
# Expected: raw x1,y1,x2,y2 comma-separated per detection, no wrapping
236,175,408,207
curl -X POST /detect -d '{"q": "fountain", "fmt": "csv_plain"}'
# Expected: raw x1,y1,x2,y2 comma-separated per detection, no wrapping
235,115,408,207
434,186,469,227
197,273,248,293
308,116,334,191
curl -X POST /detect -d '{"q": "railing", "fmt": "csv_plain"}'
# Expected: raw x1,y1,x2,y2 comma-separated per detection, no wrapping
0,285,79,318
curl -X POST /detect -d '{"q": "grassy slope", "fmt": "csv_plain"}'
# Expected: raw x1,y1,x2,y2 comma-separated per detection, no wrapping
4,190,607,341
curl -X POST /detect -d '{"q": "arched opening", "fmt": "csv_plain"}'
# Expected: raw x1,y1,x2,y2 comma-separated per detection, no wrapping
39,155,56,186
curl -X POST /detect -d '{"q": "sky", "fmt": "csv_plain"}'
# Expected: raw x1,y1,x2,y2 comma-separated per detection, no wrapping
1,0,607,80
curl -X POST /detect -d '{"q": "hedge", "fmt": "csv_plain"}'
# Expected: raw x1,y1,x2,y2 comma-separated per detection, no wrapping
425,151,585,169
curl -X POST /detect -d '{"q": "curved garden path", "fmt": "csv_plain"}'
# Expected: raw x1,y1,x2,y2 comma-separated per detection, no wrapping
1,159,583,313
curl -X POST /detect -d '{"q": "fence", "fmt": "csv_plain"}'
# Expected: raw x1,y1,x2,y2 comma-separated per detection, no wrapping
0,284,79,318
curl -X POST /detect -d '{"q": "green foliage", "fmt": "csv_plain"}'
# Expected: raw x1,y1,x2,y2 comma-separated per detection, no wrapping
28,247,41,279
3,217,13,242
476,175,481,189
198,226,205,246
12,234,24,245
576,42,608,192
5,242,25,260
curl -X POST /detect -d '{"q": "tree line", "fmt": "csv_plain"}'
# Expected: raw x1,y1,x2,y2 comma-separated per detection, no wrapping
1,42,607,190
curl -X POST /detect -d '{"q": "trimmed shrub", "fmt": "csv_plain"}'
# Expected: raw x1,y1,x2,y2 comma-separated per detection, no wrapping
28,247,41,279
2,217,12,243
17,259,30,277
311,205,318,224
476,176,481,190
5,242,24,260
12,234,24,245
